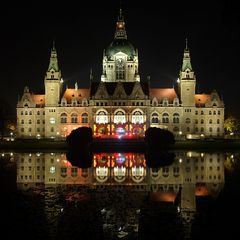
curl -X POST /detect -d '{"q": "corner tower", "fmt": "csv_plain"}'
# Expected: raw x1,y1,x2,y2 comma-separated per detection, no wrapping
44,42,62,107
178,39,196,107
101,8,140,82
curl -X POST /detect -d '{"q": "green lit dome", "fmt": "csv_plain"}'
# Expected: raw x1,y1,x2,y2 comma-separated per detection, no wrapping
106,39,136,60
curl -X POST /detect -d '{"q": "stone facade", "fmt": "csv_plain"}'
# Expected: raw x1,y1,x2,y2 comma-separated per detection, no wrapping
16,10,224,139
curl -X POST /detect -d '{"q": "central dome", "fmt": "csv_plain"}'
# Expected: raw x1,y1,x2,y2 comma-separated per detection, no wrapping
106,39,136,60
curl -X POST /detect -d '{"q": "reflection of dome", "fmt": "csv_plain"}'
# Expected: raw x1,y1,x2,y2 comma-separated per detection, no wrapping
106,39,136,60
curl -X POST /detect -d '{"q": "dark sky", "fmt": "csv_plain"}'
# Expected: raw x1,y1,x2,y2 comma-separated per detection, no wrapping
1,0,239,118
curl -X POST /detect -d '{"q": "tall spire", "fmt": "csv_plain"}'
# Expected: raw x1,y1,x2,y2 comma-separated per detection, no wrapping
181,39,192,72
114,7,127,39
48,41,59,71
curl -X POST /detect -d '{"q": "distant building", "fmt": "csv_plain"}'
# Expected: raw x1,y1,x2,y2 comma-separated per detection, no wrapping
16,9,224,139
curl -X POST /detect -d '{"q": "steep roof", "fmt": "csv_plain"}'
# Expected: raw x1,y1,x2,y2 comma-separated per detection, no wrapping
33,94,45,106
62,88,90,103
195,94,211,107
150,88,177,102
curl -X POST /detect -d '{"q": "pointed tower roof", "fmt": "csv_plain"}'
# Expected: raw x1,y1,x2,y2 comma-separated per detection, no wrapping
106,8,136,60
48,41,59,72
114,8,127,40
181,38,193,72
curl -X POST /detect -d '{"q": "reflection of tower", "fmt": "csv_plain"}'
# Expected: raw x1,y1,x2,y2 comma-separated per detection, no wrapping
180,183,196,239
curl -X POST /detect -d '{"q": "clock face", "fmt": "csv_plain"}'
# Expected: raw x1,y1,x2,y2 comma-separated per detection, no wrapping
116,58,124,67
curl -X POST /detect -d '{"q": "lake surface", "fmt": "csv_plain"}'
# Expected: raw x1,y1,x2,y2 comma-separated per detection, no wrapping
1,150,240,239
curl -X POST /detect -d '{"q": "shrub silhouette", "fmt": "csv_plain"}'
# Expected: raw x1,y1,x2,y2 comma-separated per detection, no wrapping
145,127,175,150
144,127,175,167
66,127,93,148
66,127,93,168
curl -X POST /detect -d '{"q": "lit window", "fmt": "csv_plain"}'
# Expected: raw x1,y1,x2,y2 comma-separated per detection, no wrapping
132,111,143,124
114,111,126,124
50,118,55,124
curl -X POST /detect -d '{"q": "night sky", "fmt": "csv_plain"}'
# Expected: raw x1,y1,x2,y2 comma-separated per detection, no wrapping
1,0,239,118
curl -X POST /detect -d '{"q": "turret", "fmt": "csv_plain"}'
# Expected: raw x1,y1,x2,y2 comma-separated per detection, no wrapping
178,39,196,107
44,42,62,106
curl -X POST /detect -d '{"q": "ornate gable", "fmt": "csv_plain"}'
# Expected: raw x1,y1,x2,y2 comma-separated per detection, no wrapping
130,82,146,100
112,82,127,99
93,82,109,99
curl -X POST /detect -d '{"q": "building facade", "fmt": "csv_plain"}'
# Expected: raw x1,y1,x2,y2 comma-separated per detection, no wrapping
16,10,224,139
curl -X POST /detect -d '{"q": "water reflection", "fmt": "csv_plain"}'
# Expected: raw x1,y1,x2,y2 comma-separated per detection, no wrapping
1,151,233,239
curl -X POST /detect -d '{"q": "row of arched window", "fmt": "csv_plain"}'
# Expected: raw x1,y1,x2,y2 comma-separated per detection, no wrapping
95,110,144,124
151,113,221,125
60,113,88,124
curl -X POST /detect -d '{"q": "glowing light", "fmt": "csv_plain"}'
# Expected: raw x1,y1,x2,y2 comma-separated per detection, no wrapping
179,158,182,163
179,131,182,135
177,78,180,83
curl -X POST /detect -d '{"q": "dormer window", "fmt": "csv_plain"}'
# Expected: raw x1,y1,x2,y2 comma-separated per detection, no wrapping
162,98,168,107
61,98,67,106
173,98,179,106
71,99,77,106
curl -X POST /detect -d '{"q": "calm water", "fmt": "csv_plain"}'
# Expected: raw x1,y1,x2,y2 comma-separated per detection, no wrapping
1,150,240,239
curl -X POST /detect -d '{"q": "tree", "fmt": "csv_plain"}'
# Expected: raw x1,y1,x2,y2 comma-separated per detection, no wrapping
224,116,240,134
0,97,12,139
145,127,175,150
144,127,175,168
66,127,93,168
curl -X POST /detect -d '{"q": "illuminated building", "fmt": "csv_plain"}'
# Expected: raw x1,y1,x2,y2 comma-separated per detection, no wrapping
16,9,224,139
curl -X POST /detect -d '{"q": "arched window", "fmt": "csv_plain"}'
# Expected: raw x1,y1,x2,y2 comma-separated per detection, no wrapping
71,113,78,123
37,111,40,115
116,58,125,80
60,113,67,123
173,113,180,123
217,119,220,124
209,119,212,124
81,113,88,123
37,119,40,124
201,127,204,132
162,113,169,123
28,119,32,124
151,113,159,124
132,111,143,124
209,127,213,132
96,111,108,124
114,110,126,124
209,111,212,115
185,118,191,124
186,127,190,132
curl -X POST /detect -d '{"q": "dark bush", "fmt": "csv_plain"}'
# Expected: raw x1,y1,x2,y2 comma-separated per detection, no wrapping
145,127,175,150
66,127,93,168
144,127,175,167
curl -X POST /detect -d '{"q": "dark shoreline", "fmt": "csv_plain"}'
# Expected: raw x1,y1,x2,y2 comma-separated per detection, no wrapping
1,138,240,152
